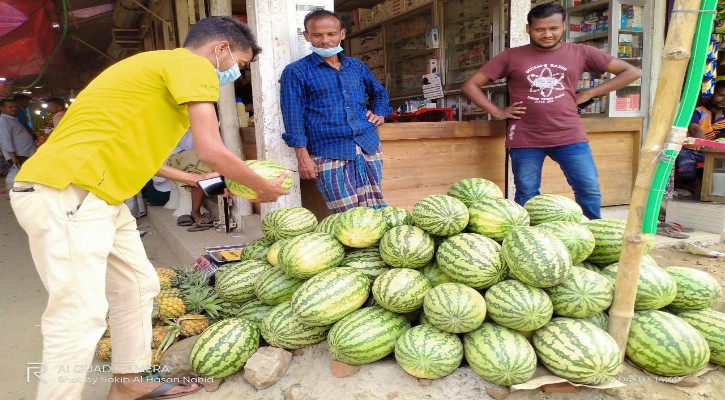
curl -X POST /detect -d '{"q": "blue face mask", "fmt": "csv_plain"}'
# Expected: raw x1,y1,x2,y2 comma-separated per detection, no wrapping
215,46,241,87
310,43,343,58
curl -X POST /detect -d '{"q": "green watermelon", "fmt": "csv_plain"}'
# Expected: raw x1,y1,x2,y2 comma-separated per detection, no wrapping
225,160,292,199
576,261,601,273
447,177,504,206
626,310,710,376
394,324,463,379
315,213,342,235
533,317,621,384
338,247,390,281
327,306,411,365
265,238,288,267
677,309,725,366
215,260,270,303
423,282,486,333
436,233,507,289
254,267,305,306
420,261,454,287
582,311,609,331
380,206,413,229
379,225,435,269
290,267,370,326
241,237,275,261
584,218,655,265
372,268,431,313
484,279,553,331
278,232,345,278
189,318,260,378
261,206,317,241
468,198,530,241
259,301,330,349
335,207,387,248
502,227,572,288
463,322,537,386
234,299,274,326
535,221,595,264
600,262,677,310
524,194,584,225
665,267,722,311
545,267,614,318
411,194,469,236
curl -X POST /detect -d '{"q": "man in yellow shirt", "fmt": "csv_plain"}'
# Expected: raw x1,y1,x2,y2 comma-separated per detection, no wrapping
10,16,288,400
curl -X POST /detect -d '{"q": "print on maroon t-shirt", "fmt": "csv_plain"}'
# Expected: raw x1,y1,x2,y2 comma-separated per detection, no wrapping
479,43,613,148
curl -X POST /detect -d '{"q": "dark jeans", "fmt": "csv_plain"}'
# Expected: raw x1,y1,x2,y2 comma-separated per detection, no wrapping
509,142,601,220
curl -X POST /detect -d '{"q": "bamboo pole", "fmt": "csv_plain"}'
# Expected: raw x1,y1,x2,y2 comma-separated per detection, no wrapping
608,0,702,358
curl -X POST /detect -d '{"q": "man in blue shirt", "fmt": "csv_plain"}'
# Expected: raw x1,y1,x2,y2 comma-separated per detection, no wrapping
280,9,392,213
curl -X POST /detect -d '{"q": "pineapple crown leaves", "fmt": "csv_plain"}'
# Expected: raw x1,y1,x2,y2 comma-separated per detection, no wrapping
182,287,223,319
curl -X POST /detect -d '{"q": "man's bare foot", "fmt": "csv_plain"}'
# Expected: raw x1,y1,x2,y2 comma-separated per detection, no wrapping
190,212,213,226
107,374,200,400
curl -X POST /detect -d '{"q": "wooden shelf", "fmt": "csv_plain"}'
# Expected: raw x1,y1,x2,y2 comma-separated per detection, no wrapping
389,49,436,63
567,0,610,16
447,36,488,48
347,3,433,39
446,13,490,26
569,31,608,43
448,64,480,72
352,45,383,55
619,29,644,34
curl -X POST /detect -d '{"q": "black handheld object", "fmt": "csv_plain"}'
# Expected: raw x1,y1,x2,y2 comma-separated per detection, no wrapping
576,91,595,109
197,176,226,197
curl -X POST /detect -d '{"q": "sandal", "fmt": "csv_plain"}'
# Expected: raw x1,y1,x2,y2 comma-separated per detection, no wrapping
187,224,213,232
656,226,690,239
136,381,202,399
177,214,194,226
659,222,694,233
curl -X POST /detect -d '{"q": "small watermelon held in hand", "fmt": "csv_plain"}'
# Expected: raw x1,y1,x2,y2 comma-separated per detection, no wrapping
225,160,292,199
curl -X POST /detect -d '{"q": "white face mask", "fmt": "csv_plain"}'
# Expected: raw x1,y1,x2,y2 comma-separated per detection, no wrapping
215,45,241,86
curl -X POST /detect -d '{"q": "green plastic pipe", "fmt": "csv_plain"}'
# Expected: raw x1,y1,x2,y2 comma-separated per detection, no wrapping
642,0,717,234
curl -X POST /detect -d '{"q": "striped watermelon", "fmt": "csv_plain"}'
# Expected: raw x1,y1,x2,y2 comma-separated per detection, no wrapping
315,213,342,235
335,207,387,248
535,221,595,264
502,227,572,288
265,239,288,267
677,309,725,366
420,261,453,287
576,261,601,273
411,194,469,236
241,237,275,261
584,218,655,265
278,232,345,279
259,301,330,349
463,322,537,386
379,225,435,269
582,311,609,331
338,247,390,281
215,299,251,320
665,267,722,311
261,206,318,241
524,194,584,225
254,267,305,306
225,160,292,199
380,206,413,229
626,310,710,376
545,267,614,318
235,299,274,326
436,233,506,289
600,262,676,310
423,283,487,333
290,267,370,326
394,324,464,379
189,318,260,378
468,198,530,241
484,279,553,331
533,317,621,384
215,260,270,303
327,306,411,365
447,177,504,206
372,268,431,313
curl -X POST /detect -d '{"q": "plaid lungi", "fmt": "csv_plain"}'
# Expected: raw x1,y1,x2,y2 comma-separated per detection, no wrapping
314,145,387,213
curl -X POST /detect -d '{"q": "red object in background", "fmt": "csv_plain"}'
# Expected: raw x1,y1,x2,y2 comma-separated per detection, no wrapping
390,108,454,122
0,0,57,78
683,137,725,151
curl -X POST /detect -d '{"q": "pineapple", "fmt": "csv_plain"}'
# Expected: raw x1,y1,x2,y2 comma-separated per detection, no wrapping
155,267,178,281
103,316,111,338
183,285,223,320
178,314,209,337
156,288,182,300
158,275,172,290
96,338,112,361
172,265,204,289
156,297,186,320
151,326,171,348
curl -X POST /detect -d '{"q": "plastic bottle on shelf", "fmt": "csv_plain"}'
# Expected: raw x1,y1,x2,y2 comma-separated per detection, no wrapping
236,97,248,128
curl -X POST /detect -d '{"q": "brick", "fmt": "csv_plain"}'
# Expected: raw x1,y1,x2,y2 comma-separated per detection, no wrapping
330,359,360,378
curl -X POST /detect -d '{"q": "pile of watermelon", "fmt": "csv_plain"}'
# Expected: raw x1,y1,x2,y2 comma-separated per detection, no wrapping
190,178,724,385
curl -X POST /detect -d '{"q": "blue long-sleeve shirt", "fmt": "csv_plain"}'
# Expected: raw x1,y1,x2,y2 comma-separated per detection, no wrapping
280,52,392,160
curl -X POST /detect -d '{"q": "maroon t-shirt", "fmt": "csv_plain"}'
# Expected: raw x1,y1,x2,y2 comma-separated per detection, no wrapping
480,43,614,148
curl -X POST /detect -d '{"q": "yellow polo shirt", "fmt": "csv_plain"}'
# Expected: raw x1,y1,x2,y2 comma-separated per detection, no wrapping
17,48,219,204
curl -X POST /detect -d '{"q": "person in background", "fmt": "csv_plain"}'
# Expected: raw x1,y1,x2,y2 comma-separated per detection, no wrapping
45,97,67,128
12,93,37,141
461,3,640,220
280,9,392,213
0,98,37,188
10,16,288,400
234,69,254,115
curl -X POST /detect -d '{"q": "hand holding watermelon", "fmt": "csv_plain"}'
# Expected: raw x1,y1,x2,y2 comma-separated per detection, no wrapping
225,160,292,202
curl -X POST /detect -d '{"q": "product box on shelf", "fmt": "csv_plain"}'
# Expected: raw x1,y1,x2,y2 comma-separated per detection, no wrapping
425,28,440,48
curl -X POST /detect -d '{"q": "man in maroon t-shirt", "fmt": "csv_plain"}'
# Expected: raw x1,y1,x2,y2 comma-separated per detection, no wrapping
461,3,640,219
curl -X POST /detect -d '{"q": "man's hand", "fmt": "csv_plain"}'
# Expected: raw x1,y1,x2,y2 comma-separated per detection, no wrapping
296,149,318,179
493,101,526,120
252,171,291,203
366,110,385,126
